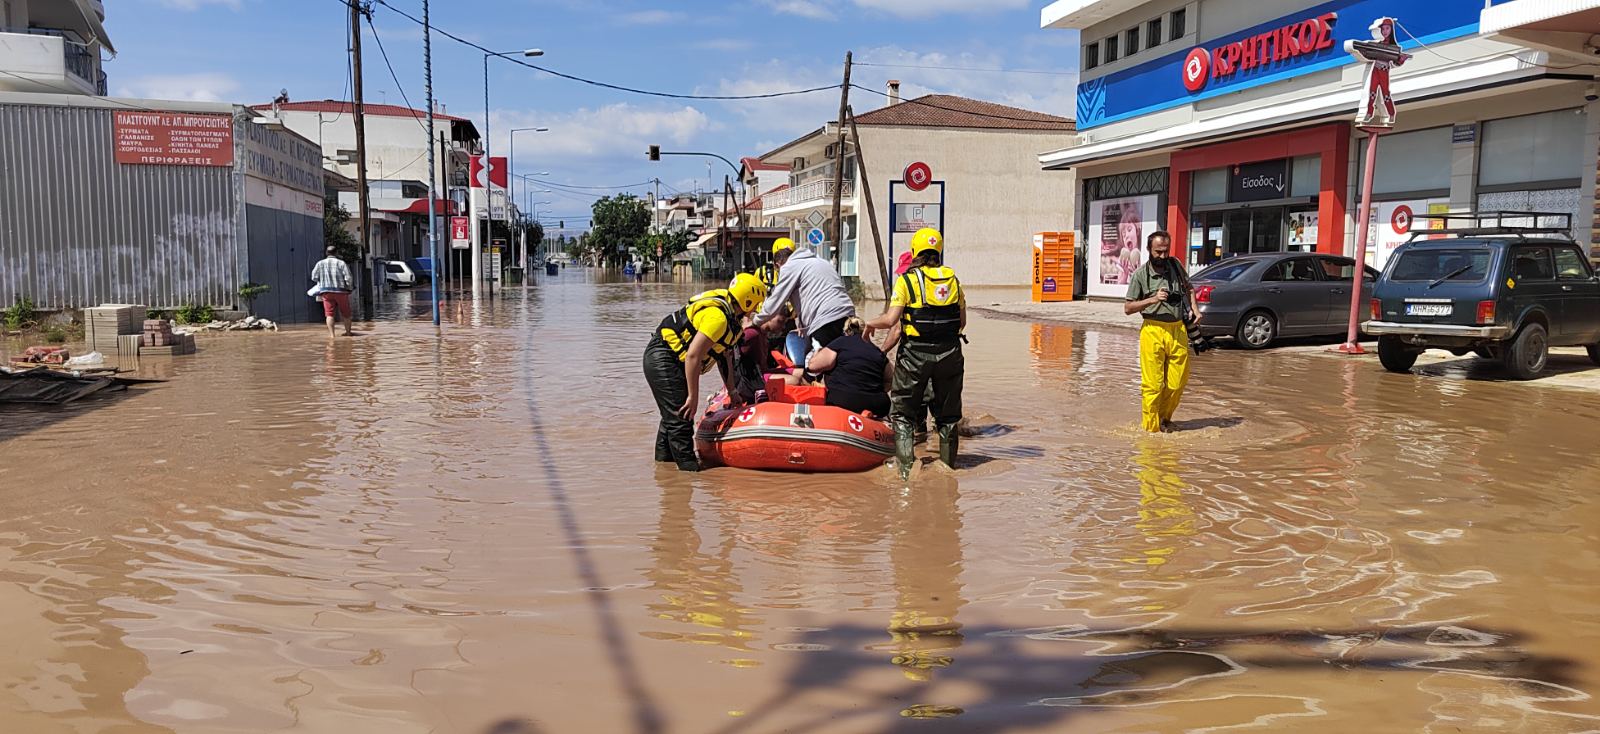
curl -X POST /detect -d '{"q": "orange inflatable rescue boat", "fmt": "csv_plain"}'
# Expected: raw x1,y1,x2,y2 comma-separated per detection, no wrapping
696,377,893,472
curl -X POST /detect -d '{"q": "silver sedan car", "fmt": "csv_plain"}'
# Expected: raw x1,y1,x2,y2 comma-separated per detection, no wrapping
1190,253,1379,349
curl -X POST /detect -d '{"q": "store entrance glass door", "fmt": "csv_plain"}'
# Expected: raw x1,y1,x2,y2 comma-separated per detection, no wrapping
1222,208,1285,256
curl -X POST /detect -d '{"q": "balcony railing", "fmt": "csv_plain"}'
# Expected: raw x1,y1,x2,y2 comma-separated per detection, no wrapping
764,179,853,212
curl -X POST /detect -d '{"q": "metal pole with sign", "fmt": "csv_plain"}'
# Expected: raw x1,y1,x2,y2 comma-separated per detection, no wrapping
1337,16,1409,355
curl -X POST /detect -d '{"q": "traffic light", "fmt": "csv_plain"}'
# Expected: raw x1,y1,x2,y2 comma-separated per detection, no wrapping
647,145,660,162
559,220,565,229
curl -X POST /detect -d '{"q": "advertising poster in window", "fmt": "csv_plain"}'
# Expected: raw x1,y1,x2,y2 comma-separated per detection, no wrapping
1086,194,1160,299
1365,198,1448,270
1288,211,1319,250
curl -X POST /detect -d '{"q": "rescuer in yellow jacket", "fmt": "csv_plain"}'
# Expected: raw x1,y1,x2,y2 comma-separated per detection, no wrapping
864,228,965,478
645,273,767,471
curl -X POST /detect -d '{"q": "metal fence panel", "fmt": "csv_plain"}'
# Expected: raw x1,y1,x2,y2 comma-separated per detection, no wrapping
0,102,239,311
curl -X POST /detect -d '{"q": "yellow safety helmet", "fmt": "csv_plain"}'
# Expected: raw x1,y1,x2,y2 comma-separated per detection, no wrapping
728,272,768,314
911,228,943,258
772,237,795,256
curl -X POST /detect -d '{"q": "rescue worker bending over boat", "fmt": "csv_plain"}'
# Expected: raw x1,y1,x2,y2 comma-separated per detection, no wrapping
756,238,806,366
865,228,966,478
644,273,767,472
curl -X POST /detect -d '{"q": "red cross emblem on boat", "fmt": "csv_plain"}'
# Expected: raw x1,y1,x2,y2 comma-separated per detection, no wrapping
738,407,756,422
847,415,864,432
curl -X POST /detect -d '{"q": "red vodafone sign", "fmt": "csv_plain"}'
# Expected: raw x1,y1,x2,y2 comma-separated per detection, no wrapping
1181,12,1337,93
903,161,932,192
1391,204,1414,235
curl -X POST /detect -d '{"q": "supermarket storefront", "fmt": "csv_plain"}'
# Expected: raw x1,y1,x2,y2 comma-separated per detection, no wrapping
1043,0,1600,297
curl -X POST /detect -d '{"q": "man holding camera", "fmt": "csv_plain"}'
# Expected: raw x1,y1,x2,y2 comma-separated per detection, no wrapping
1123,231,1199,433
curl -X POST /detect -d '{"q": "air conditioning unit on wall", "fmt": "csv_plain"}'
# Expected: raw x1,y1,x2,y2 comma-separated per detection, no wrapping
791,157,806,170
824,143,839,159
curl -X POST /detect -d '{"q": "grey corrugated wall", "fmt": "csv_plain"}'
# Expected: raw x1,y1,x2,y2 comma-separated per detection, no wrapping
0,103,239,310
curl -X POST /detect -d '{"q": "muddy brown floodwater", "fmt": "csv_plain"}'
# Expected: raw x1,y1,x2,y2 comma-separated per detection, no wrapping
2,271,1598,733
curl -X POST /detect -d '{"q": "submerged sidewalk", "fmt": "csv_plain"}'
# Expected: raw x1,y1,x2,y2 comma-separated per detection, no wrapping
975,298,1600,393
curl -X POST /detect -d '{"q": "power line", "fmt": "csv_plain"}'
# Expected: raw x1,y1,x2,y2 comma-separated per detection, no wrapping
1395,20,1600,71
854,61,1076,76
533,177,655,191
365,17,427,134
367,0,840,101
848,84,1075,125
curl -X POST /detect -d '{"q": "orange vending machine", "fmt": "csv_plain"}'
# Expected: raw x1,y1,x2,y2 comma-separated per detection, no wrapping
1031,232,1075,302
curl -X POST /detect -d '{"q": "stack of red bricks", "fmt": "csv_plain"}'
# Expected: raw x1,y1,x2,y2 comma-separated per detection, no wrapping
140,320,195,356
142,319,174,347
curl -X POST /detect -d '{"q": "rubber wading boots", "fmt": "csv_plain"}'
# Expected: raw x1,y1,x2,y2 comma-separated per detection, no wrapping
895,421,917,480
937,424,959,469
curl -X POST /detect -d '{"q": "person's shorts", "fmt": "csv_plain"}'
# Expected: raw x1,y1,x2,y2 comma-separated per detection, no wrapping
320,290,352,318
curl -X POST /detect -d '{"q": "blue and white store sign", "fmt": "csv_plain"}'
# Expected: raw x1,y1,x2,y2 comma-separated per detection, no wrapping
1075,0,1481,129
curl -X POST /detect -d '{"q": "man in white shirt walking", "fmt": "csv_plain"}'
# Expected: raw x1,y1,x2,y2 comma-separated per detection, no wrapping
310,246,356,337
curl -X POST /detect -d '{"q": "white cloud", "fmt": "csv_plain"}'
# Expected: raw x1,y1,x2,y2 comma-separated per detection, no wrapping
692,38,756,52
853,45,1078,119
852,0,1026,16
116,73,241,102
621,9,685,24
155,0,241,9
704,61,840,144
762,0,1025,20
490,103,711,166
764,0,834,20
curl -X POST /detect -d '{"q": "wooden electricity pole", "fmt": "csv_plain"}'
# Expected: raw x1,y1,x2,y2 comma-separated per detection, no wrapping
846,106,890,297
827,51,852,268
349,0,373,317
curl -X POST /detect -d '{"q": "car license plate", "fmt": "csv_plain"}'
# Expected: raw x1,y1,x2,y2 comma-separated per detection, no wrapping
1406,303,1452,317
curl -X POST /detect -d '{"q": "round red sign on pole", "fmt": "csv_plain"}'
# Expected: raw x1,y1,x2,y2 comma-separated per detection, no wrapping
904,161,932,192
1391,205,1414,235
1181,48,1211,93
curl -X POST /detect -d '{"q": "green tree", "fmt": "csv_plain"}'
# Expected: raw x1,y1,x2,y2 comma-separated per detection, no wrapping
324,202,360,262
634,228,693,272
590,194,651,267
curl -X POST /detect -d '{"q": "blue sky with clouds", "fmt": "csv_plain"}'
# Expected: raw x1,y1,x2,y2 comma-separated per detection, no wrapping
110,0,1079,218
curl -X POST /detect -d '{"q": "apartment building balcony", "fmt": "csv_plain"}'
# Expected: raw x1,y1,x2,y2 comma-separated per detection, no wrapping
0,29,102,95
763,179,854,218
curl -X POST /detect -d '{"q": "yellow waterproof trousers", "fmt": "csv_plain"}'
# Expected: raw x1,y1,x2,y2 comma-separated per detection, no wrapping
1139,320,1190,432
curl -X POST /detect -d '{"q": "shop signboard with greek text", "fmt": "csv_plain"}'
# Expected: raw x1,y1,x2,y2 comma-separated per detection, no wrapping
113,111,234,166
1085,194,1160,299
1229,159,1289,202
1073,0,1480,129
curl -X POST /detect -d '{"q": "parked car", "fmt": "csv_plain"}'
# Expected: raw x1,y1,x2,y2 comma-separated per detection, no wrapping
383,260,419,287
1190,253,1378,349
409,257,435,283
1365,236,1600,379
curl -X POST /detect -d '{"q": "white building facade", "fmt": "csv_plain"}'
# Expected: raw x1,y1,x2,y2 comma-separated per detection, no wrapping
1041,0,1600,298
0,0,113,96
760,92,1078,294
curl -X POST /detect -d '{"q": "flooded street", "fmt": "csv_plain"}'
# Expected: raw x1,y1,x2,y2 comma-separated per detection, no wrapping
3,271,1599,733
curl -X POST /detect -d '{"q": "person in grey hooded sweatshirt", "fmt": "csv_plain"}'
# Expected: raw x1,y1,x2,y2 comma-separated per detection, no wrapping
753,244,856,365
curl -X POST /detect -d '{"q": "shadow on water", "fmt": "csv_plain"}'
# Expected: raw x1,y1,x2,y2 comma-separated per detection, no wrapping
517,322,667,734
0,386,151,445
1414,351,1600,382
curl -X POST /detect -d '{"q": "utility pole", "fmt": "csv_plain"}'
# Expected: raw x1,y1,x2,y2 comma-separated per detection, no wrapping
653,177,661,234
423,0,439,325
349,0,373,319
846,106,890,298
827,50,852,268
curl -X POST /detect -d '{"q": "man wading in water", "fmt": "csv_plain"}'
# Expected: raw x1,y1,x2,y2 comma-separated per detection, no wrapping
1124,232,1197,432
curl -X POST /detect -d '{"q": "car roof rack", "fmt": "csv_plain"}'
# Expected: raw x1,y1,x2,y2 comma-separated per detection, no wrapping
1404,210,1575,241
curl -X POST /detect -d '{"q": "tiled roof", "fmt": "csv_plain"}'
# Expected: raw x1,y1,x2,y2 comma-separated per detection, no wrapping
851,94,1074,131
741,156,790,172
249,99,470,123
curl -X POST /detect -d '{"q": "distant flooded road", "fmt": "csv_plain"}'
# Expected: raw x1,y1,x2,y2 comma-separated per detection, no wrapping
2,270,1598,733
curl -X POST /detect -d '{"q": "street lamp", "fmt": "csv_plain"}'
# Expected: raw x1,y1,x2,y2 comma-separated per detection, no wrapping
478,47,543,299
509,127,549,272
